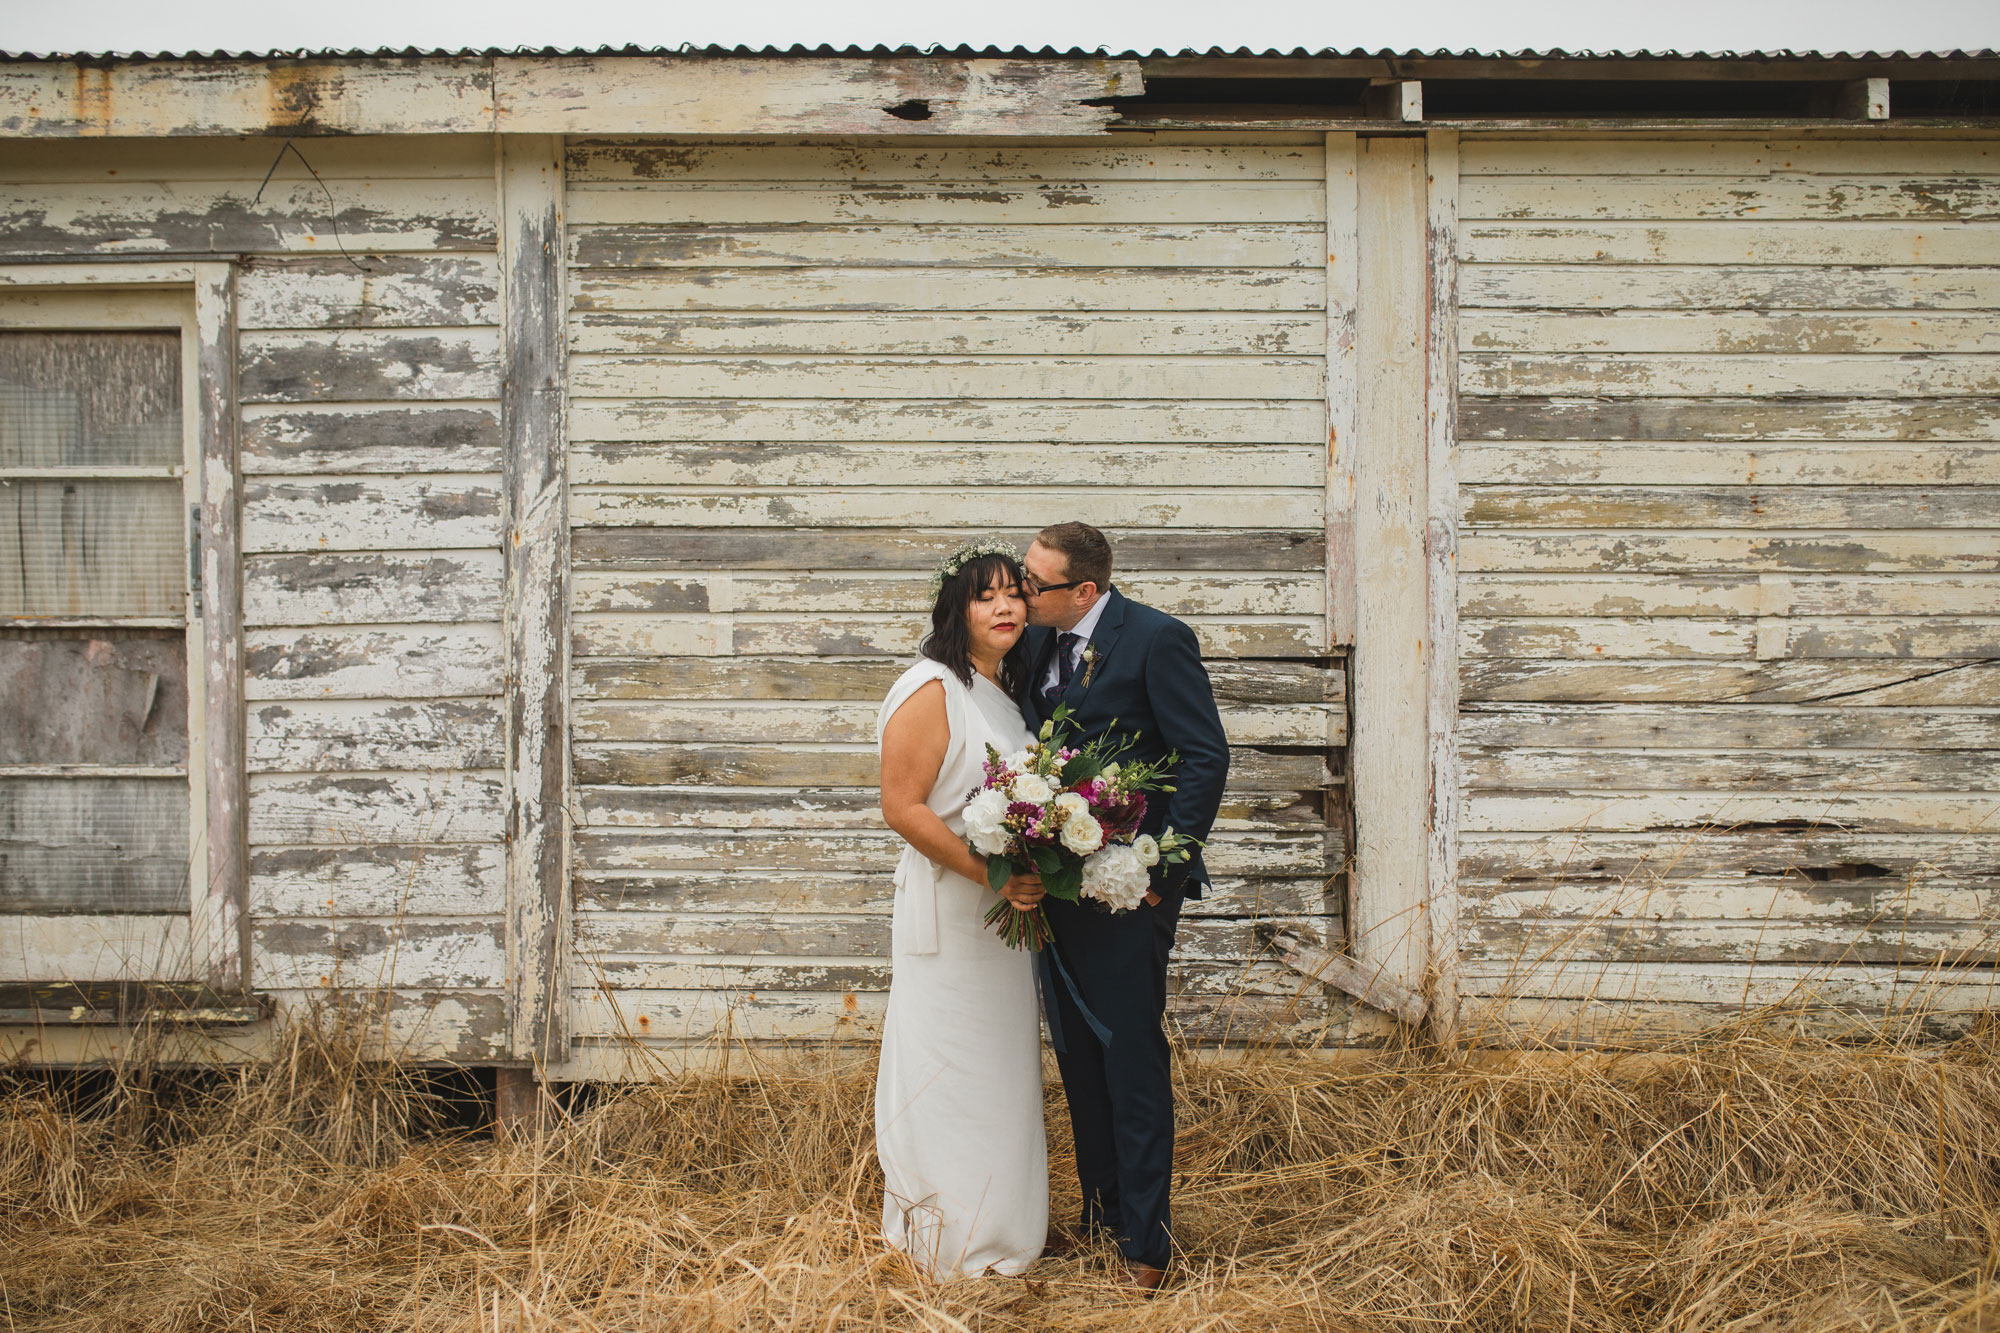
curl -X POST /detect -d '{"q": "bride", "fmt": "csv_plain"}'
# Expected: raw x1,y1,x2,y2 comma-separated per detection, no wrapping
874,539,1050,1278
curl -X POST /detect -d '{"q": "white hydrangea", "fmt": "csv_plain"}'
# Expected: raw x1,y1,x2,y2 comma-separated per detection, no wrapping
1081,843,1150,911
1060,811,1105,856
1012,772,1054,805
963,788,1011,856
1131,833,1161,868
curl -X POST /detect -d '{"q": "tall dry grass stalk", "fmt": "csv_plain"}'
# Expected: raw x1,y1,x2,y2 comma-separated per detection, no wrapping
5,997,1999,1332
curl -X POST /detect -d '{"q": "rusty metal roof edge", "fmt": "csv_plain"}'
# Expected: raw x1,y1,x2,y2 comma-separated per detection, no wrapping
2,43,1997,63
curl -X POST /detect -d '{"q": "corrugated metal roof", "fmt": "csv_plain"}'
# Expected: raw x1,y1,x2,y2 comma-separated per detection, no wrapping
3,43,1996,62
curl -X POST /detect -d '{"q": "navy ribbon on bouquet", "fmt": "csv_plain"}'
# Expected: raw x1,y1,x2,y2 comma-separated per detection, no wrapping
1037,941,1113,1054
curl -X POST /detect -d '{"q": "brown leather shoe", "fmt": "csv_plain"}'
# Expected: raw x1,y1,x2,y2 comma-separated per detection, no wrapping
1040,1230,1086,1260
1120,1260,1167,1293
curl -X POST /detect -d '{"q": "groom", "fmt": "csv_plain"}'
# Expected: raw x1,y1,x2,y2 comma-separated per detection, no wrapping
1015,521,1230,1291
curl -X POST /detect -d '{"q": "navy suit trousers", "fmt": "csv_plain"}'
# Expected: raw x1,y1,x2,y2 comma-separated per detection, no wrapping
1042,889,1181,1269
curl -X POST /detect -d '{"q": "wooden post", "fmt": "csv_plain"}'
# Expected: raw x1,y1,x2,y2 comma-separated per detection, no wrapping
1423,130,1462,1042
1325,133,1360,648
193,263,247,994
499,135,571,1068
1839,78,1891,120
1347,138,1432,1042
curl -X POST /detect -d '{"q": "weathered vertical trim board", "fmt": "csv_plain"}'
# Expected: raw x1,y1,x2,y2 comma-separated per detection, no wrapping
499,136,572,1066
193,263,247,992
1423,131,1462,1038
1325,134,1360,648
1348,137,1434,1036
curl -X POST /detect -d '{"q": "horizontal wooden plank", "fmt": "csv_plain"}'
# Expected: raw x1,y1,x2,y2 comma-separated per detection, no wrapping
576,828,1340,876
570,266,1325,313
260,987,507,1061
244,625,503,700
239,405,502,475
1459,442,2000,487
239,330,501,403
246,771,503,845
572,612,1327,659
1460,140,2000,178
569,354,1324,401
574,870,1336,917
235,255,500,330
1459,827,2000,886
1462,658,2000,706
1462,353,2000,400
242,478,503,553
1462,573,2000,618
565,142,1326,184
568,311,1326,358
572,742,1332,791
1462,222,2000,266
1462,615,2000,660
572,570,1325,617
572,699,1341,747
1454,960,2000,1011
1465,485,2000,529
576,785,1322,833
567,181,1326,226
1459,264,2000,312
1462,312,2000,356
0,914,187,983
1461,917,1998,966
1464,792,2000,835
570,487,1323,530
570,441,1324,489
1466,746,2000,792
571,399,1324,445
244,551,504,626
1459,702,2000,750
252,918,505,990
568,223,1322,269
1462,531,2000,574
1460,397,2000,443
573,912,1325,964
247,699,504,773
0,179,499,256
0,135,500,182
1466,878,1999,933
570,526,1325,572
1464,174,2000,223
1453,996,1991,1046
250,842,504,917
572,655,1341,704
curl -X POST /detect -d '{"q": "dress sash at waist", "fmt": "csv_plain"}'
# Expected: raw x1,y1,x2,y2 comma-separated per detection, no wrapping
892,842,942,956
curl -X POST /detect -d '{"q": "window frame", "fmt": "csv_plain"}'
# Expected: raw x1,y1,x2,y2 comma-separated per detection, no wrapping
0,263,245,993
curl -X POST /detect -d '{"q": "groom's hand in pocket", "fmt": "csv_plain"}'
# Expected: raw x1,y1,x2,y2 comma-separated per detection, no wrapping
1000,870,1045,911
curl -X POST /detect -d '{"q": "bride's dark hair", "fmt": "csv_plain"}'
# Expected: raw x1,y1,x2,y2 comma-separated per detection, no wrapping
921,552,1030,695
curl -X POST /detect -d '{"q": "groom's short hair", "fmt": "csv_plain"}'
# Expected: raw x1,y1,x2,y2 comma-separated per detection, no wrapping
1035,521,1112,593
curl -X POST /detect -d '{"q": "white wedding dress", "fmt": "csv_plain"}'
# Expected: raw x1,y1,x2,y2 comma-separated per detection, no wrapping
874,658,1048,1278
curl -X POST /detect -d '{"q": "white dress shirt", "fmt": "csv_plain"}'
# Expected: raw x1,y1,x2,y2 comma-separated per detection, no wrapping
1040,594,1110,695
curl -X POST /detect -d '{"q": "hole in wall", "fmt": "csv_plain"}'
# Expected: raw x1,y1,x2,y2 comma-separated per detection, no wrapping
884,99,933,121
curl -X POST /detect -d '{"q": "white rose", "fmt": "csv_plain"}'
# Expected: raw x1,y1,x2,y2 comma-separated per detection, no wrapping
1081,844,1150,912
1131,834,1160,868
1060,812,1105,856
1002,748,1034,772
1012,772,1054,805
964,788,1007,835
1052,791,1089,820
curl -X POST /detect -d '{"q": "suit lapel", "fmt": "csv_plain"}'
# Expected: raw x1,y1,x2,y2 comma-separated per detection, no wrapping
1062,587,1125,707
1026,626,1060,719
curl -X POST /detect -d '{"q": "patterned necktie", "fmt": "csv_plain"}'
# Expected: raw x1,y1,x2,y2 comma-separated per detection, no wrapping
1044,631,1082,705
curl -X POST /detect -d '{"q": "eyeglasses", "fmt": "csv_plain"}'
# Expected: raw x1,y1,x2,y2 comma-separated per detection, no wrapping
1022,577,1085,596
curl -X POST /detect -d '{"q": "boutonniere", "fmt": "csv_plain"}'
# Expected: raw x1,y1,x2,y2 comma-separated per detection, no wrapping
1079,643,1099,688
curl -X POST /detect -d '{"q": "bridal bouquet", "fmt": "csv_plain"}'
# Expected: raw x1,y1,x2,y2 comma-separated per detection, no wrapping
962,706,1200,950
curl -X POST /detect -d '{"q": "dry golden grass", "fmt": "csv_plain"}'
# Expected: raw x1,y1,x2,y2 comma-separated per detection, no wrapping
5,1003,1999,1332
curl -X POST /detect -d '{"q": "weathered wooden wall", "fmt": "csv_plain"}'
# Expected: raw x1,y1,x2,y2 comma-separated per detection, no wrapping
561,135,1351,1059
0,136,513,1055
1452,136,2000,1040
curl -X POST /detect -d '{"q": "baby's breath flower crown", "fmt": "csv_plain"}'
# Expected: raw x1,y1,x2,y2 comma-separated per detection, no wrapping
926,537,1022,603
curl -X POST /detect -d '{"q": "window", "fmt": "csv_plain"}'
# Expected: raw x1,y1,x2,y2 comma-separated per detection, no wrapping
1,289,206,982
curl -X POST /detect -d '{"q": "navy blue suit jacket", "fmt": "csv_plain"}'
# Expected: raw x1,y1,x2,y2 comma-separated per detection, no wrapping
1018,587,1230,900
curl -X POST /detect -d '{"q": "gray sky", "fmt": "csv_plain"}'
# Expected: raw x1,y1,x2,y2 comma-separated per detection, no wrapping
5,0,1998,58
